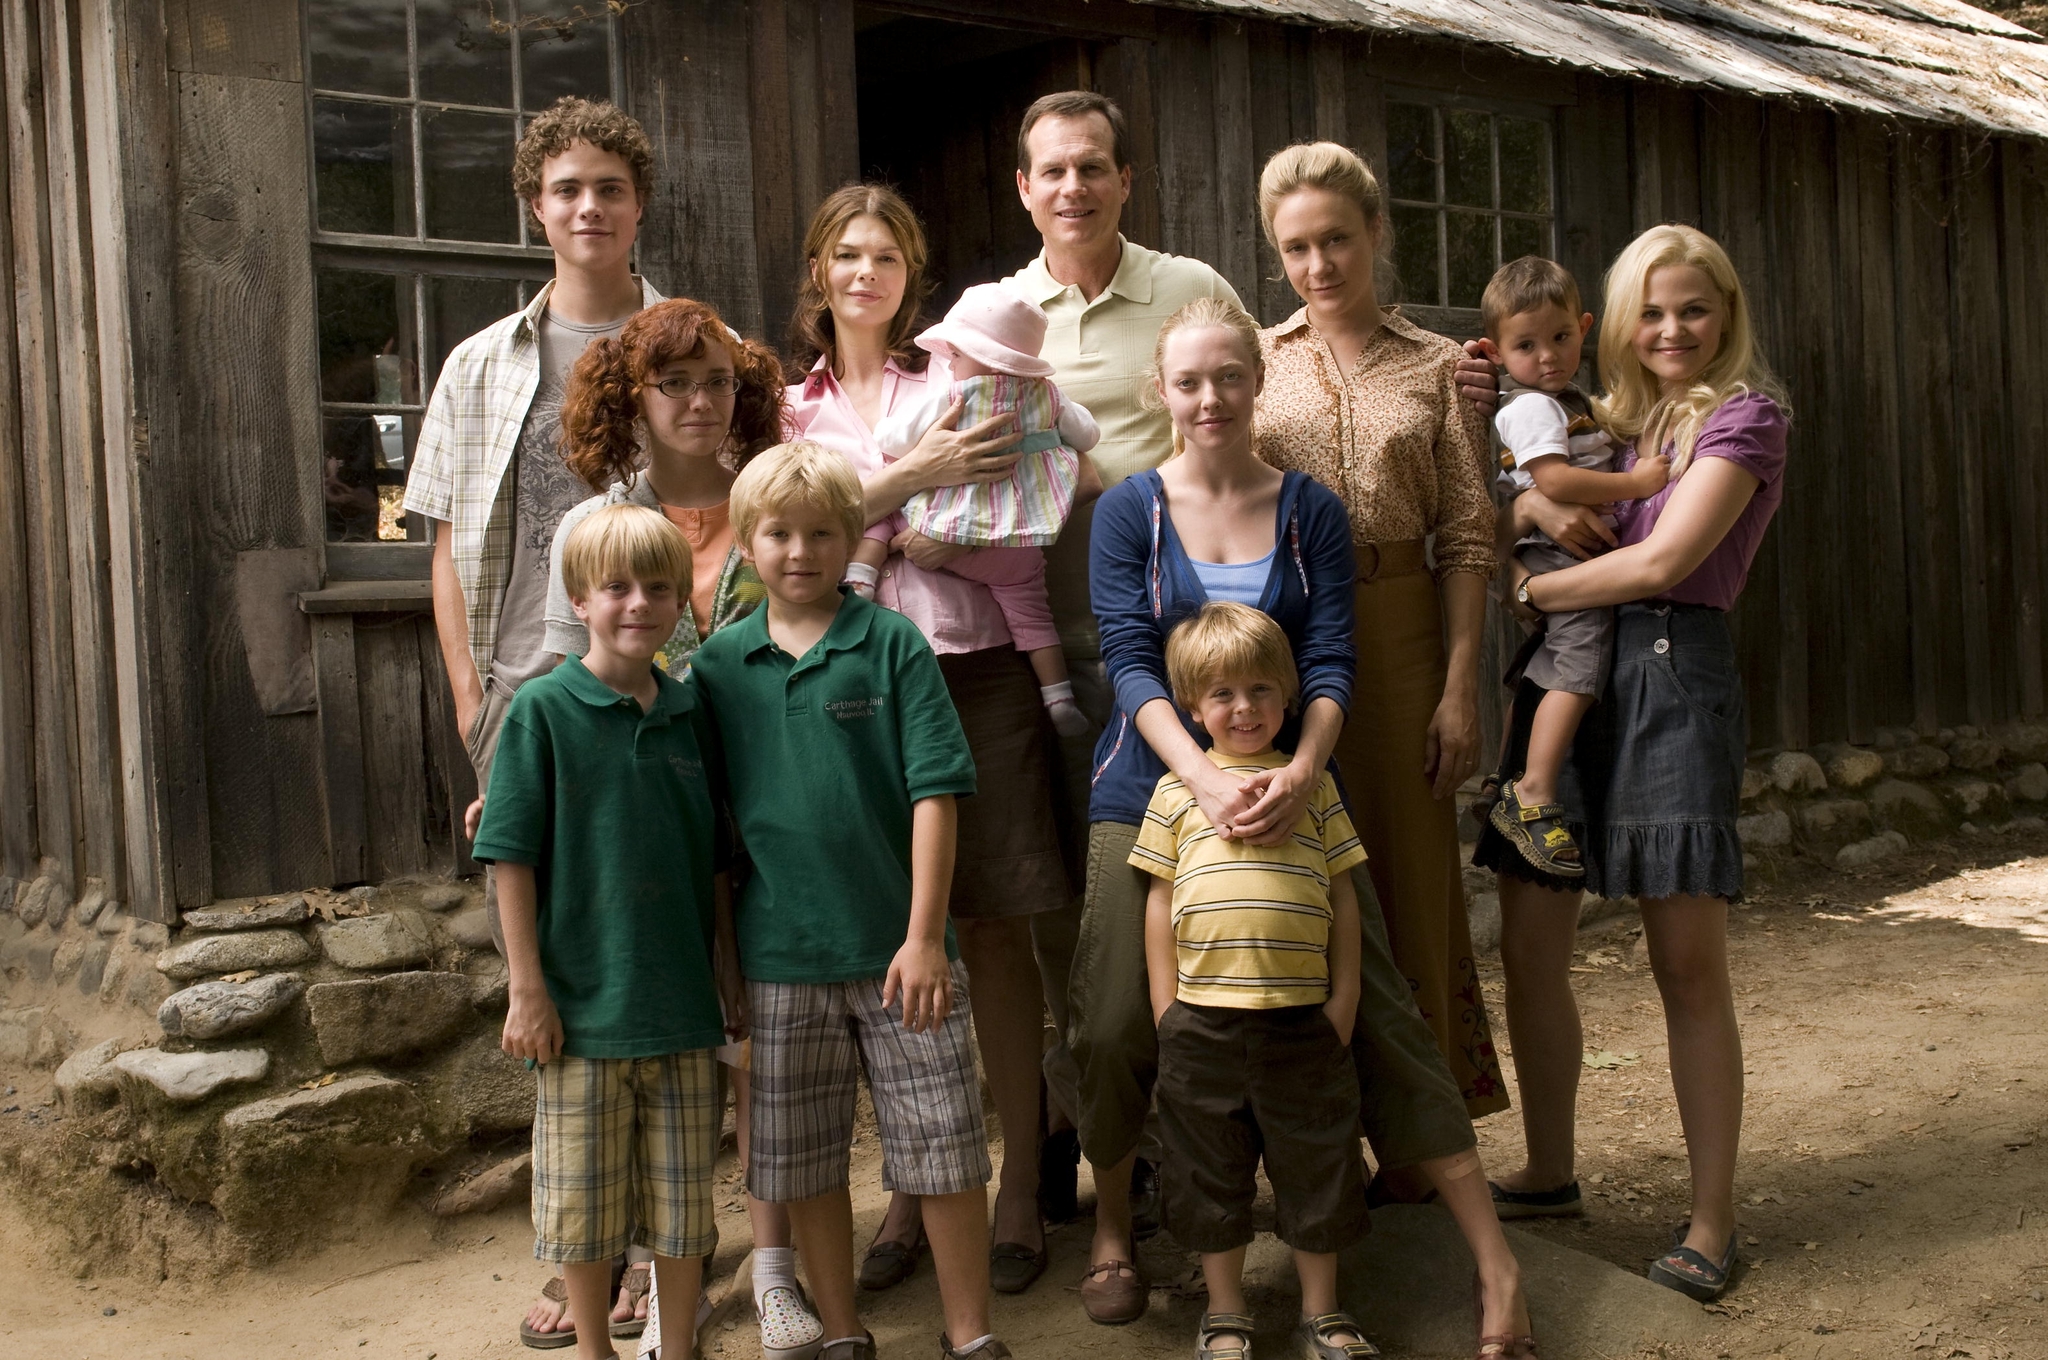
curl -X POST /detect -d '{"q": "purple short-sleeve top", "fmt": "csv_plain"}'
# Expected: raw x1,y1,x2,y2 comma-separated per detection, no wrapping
1612,391,1787,611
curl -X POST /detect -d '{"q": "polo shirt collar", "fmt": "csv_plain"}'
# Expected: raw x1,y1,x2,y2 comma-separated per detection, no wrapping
735,589,877,669
514,275,667,342
555,654,693,720
1017,236,1149,306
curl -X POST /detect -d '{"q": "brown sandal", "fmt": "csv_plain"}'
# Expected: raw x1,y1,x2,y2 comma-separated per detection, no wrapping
1489,779,1585,878
609,1261,650,1339
1080,1258,1148,1324
519,1275,577,1350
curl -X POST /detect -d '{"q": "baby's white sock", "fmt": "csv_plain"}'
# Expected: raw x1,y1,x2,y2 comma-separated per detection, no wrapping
843,561,880,599
752,1246,797,1310
1041,681,1091,737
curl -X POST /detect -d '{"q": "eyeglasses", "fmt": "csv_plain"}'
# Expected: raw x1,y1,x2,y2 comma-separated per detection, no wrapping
646,374,739,400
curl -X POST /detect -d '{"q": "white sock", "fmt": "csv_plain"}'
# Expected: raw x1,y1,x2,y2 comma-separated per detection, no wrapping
1040,680,1075,705
752,1246,797,1309
1041,682,1090,737
843,562,880,598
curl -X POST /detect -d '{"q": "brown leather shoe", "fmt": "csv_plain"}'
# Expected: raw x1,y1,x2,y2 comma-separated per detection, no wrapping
1079,1258,1147,1324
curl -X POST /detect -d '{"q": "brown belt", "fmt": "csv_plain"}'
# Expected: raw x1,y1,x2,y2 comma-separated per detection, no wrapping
1355,537,1429,583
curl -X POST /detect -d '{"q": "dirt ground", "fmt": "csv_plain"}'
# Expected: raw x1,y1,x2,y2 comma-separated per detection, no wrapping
5,832,2046,1360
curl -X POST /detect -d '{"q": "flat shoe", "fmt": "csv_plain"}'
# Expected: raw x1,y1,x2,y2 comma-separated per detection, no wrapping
1647,1224,1737,1302
1081,1258,1148,1324
1488,1179,1582,1219
989,1238,1049,1294
858,1227,924,1291
1297,1310,1380,1358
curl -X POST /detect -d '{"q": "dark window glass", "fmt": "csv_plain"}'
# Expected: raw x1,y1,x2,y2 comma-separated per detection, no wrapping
428,274,523,378
1443,109,1493,209
1446,210,1494,309
422,109,518,242
317,267,413,403
1499,118,1551,215
308,0,408,97
417,0,513,108
1387,102,1435,202
1501,216,1547,266
323,413,386,542
522,18,610,109
1391,205,1440,308
314,99,414,236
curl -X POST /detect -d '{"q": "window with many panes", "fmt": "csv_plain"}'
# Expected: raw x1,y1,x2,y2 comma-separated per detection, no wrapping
307,0,620,544
1385,97,1554,320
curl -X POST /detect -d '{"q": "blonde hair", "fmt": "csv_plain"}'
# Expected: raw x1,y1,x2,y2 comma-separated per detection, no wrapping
1256,141,1384,248
1143,297,1264,457
729,441,866,545
1595,225,1788,477
560,503,692,603
1165,602,1300,711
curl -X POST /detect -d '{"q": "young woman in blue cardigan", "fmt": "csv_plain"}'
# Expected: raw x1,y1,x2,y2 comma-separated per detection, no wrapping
1066,298,1535,1355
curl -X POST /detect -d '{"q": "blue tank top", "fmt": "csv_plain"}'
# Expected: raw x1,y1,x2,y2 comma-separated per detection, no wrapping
1190,550,1274,607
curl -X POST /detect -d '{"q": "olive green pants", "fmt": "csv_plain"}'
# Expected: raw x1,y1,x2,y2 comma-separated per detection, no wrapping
1066,821,1477,1172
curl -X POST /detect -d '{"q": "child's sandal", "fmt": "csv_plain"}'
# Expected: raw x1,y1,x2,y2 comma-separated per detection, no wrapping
1296,1311,1380,1359
1488,779,1586,878
1198,1311,1257,1360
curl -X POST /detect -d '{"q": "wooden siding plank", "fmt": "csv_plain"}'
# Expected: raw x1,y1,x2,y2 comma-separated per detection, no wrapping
416,613,475,876
164,0,297,81
38,0,127,899
1209,20,1258,306
0,0,32,882
1249,22,1301,324
4,0,83,891
1095,35,1160,250
1949,134,2008,726
623,0,761,336
1149,16,1218,268
2006,139,2048,717
356,615,428,882
310,613,365,885
749,0,800,349
175,70,330,897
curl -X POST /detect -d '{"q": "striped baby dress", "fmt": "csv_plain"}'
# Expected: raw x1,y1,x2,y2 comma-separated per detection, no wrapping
903,372,1082,548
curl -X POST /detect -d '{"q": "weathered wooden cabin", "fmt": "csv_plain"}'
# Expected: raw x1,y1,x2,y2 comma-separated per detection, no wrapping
5,0,2048,920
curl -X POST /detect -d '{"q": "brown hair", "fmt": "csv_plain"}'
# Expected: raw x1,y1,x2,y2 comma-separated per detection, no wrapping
1016,91,1130,173
1165,602,1300,710
1482,256,1583,337
560,503,692,603
513,97,655,210
787,184,933,376
560,298,788,493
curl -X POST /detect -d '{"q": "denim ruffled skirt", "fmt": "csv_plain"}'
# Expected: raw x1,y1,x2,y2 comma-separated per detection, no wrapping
1476,602,1748,902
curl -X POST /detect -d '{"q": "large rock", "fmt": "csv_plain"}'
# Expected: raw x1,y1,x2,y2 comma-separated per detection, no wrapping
444,905,495,950
0,1006,73,1067
15,876,57,927
1998,722,2048,763
1768,750,1826,795
317,910,435,971
1736,809,1791,850
72,882,108,927
55,1038,125,1113
74,937,110,995
1949,736,2003,771
1341,1204,1719,1358
158,972,305,1041
113,1046,269,1103
1941,778,2008,823
416,883,468,912
1837,830,1909,869
1870,779,1953,839
1798,798,1872,847
2006,762,2048,804
181,895,310,933
51,936,87,984
1739,766,1770,802
156,929,314,981
428,1031,535,1135
1819,746,1885,790
306,970,473,1064
434,1152,532,1217
215,1075,429,1244
1887,743,1950,778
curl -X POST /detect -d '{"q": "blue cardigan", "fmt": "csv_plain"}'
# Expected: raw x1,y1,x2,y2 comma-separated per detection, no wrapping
1087,468,1358,826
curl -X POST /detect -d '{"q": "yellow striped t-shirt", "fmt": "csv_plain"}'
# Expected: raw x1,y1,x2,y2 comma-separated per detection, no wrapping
1129,749,1368,1009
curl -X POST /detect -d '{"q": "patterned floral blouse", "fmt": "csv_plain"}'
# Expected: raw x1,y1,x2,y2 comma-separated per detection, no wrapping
1254,307,1495,581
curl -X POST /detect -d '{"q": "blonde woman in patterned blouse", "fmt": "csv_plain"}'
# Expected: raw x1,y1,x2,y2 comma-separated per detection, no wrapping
1253,143,1513,1160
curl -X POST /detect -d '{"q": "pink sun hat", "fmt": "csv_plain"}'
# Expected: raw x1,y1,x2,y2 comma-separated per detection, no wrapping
915,283,1055,378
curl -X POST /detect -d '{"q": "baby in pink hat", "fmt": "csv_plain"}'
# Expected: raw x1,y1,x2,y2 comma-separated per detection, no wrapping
854,282,1101,736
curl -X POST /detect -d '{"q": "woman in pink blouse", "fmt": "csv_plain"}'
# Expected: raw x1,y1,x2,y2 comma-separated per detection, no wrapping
785,184,1070,1296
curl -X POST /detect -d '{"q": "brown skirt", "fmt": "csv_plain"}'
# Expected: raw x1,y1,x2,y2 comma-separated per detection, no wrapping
1335,562,1511,1119
939,646,1071,919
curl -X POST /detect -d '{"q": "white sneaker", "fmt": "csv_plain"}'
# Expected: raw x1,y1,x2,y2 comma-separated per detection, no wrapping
757,1280,825,1360
633,1278,715,1359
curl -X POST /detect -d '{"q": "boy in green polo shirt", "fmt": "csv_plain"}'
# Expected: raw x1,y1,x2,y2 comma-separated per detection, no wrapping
473,503,739,1360
689,443,1009,1360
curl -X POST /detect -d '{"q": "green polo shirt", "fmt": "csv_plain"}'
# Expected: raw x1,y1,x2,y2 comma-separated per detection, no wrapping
471,657,727,1058
688,591,977,984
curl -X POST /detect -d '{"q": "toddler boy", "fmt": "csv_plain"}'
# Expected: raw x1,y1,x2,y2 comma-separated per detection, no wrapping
686,442,1009,1360
473,503,741,1360
1481,255,1669,878
1134,602,1375,1360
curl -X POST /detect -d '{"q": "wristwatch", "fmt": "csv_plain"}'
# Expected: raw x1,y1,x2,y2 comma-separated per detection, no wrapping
1516,575,1537,610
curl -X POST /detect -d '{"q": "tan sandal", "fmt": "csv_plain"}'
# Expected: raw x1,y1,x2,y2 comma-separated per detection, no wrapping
520,1275,577,1350
1080,1258,1148,1324
609,1261,650,1339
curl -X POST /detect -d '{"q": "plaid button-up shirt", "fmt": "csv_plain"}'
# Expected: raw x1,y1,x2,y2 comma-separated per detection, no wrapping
403,275,666,678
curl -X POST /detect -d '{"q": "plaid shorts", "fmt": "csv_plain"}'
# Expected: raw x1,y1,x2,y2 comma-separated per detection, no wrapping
531,1050,720,1264
746,962,991,1202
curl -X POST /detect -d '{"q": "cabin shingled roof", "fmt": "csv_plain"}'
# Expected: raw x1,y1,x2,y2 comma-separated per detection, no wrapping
1149,0,2048,137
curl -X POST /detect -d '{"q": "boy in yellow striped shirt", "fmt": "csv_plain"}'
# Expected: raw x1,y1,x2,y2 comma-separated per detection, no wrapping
1134,602,1375,1360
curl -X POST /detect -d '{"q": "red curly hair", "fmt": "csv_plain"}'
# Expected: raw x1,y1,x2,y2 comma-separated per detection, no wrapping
560,298,787,493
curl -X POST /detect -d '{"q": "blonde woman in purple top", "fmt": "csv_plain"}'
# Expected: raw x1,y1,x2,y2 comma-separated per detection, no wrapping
1477,226,1790,1306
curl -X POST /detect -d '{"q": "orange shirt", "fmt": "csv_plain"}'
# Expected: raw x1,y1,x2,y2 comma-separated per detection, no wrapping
660,499,734,639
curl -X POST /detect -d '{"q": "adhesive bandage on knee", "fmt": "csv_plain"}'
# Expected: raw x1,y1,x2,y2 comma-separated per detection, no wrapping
1437,1150,1484,1181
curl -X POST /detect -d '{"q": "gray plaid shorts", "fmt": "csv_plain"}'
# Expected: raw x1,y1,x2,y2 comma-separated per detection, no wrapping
746,961,991,1202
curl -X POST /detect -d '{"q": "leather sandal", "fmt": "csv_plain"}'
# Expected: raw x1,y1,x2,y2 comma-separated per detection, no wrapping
610,1261,650,1339
858,1224,924,1292
1081,1258,1148,1324
520,1275,578,1349
1297,1311,1380,1358
1490,779,1585,878
941,1334,1015,1358
1197,1310,1255,1360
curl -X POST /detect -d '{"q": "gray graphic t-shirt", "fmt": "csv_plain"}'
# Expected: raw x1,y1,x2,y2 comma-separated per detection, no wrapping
491,310,630,689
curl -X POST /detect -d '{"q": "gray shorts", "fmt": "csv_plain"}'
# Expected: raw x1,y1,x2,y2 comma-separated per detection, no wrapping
745,962,991,1202
1516,539,1613,697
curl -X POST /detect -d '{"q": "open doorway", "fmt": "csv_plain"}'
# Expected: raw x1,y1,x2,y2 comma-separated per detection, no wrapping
853,9,1100,318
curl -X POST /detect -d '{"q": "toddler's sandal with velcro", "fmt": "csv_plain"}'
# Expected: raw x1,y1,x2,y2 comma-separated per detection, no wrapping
1198,1311,1257,1360
1489,780,1586,879
1296,1311,1380,1359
